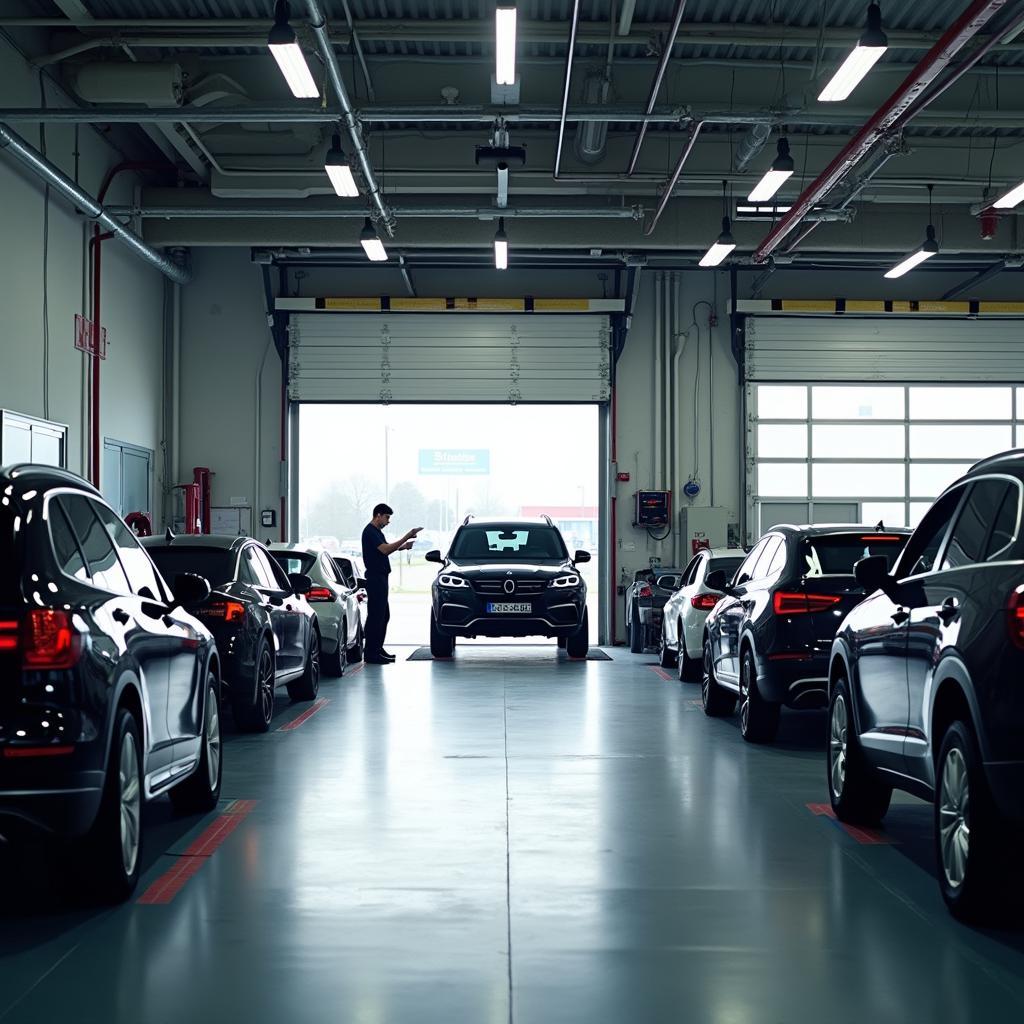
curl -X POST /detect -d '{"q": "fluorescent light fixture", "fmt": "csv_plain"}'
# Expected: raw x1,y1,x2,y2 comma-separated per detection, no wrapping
360,218,388,262
495,2,517,86
884,224,938,279
268,1,318,99
699,217,736,268
324,133,359,197
993,180,1024,210
818,3,887,102
747,137,795,203
494,217,509,270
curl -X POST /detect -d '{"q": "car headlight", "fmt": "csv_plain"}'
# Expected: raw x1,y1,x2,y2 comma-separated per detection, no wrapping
550,574,581,589
438,574,468,588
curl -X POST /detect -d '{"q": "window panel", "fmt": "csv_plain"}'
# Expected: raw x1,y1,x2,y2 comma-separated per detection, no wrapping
910,386,1012,421
756,385,807,420
986,482,1020,561
812,463,905,498
898,487,965,578
941,480,1008,571
757,462,808,498
811,386,904,420
758,424,808,459
861,502,907,528
752,536,782,580
909,424,1012,460
909,463,971,498
92,500,165,600
812,424,905,459
58,494,131,596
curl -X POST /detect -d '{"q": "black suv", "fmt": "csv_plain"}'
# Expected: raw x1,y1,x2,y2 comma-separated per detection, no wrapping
0,465,222,901
427,517,591,658
702,525,910,743
828,452,1024,921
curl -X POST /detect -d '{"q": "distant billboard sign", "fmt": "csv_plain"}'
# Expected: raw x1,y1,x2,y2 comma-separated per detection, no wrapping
418,449,490,475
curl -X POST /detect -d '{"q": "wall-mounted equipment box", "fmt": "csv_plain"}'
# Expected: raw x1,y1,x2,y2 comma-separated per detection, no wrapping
680,506,736,557
633,490,671,528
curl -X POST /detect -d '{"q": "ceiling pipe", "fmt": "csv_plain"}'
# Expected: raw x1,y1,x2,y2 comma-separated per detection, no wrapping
303,0,394,235
0,122,190,283
643,120,704,236
627,0,687,175
109,203,644,220
941,260,1013,299
337,0,375,101
753,0,1012,264
553,0,582,179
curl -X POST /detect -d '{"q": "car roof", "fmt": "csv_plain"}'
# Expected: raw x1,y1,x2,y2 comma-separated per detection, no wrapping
703,548,747,558
0,463,101,497
268,543,324,555
964,448,1024,477
763,524,913,537
141,533,251,552
458,517,559,527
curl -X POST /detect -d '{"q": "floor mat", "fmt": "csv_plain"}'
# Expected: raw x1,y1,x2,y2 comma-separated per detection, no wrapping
407,646,613,662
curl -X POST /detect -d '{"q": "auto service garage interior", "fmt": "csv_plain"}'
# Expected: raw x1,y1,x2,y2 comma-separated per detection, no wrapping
2,0,1024,1020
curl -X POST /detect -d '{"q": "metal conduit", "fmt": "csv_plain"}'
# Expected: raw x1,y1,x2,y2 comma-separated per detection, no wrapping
0,122,190,284
553,0,583,179
304,0,395,234
107,204,644,220
643,120,704,236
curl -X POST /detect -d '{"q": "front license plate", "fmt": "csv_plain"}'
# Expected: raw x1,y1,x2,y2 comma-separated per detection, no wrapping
487,602,532,614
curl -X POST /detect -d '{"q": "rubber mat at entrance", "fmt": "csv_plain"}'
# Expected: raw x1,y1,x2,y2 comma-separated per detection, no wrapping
407,646,612,661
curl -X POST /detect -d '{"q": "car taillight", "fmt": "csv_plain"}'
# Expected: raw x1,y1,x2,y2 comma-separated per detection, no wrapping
306,587,335,603
638,585,653,599
1007,587,1024,650
773,591,843,615
690,593,720,611
0,619,18,652
202,600,246,622
22,610,81,669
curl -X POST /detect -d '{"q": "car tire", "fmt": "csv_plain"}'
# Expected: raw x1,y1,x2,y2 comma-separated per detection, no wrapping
566,609,589,659
348,620,364,664
828,674,891,824
234,638,274,733
287,628,321,701
430,610,455,658
739,648,780,744
935,720,1011,923
629,603,643,653
658,629,677,669
326,621,347,678
170,674,223,816
701,639,736,717
81,706,143,902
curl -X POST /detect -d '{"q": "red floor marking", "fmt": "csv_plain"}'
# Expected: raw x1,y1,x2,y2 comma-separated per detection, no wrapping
806,802,894,845
347,662,365,676
649,666,673,681
278,696,330,732
137,800,257,905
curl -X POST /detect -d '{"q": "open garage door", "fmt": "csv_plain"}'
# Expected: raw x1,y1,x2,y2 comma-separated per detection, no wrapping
287,313,611,404
742,313,1024,536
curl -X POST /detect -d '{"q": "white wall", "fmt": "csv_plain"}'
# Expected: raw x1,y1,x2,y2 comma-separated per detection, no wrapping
0,31,167,522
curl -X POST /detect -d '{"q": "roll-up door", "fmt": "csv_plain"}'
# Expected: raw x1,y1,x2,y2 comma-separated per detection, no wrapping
746,316,1024,383
287,313,611,403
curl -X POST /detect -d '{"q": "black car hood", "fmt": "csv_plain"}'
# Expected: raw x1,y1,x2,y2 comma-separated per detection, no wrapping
442,561,575,580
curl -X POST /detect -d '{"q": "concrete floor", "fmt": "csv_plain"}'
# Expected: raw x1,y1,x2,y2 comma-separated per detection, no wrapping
2,646,1024,1023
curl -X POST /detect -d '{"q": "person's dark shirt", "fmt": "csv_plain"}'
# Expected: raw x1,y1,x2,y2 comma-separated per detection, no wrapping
362,523,391,576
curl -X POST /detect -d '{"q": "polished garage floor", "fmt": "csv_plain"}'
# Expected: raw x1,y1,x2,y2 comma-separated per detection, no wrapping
2,647,1024,1023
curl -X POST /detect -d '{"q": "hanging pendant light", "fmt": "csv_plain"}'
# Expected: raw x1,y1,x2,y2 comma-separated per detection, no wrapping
747,137,795,203
494,218,509,270
700,181,736,267
818,3,888,102
360,218,388,262
495,1,517,86
267,0,319,99
324,133,359,198
885,184,938,279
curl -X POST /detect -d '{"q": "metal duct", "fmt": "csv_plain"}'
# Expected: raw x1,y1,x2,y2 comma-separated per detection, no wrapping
74,63,184,106
0,122,191,284
733,121,772,173
574,72,611,164
108,203,643,220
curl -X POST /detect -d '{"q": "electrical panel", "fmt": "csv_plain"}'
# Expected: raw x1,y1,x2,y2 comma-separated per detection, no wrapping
680,506,736,556
633,490,671,528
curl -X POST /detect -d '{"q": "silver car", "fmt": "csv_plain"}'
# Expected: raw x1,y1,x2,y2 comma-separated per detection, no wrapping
658,548,746,679
269,544,365,676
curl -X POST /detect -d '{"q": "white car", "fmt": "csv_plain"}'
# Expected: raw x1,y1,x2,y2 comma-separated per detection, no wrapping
269,544,365,676
658,547,747,679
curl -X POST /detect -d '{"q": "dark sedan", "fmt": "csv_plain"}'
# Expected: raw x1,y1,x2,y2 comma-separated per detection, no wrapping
0,465,222,901
143,535,321,733
828,452,1024,921
702,525,910,743
625,567,685,654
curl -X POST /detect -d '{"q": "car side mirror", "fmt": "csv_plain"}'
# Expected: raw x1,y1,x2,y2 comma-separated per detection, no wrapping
172,572,212,608
855,555,893,595
288,572,314,595
705,569,733,595
356,577,367,589
574,550,591,564
425,550,443,564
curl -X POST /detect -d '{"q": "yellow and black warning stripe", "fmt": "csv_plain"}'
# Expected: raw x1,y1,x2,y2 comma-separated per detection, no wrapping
736,298,1024,316
276,296,626,313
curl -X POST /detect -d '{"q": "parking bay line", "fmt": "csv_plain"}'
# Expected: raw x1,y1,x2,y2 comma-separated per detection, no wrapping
277,697,330,732
649,666,674,681
807,802,896,845
136,799,257,905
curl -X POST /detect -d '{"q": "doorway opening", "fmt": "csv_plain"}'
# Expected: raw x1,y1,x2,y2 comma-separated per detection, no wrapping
298,404,601,645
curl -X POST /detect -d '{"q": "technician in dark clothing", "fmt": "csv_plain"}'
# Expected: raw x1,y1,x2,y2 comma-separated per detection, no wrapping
361,503,422,664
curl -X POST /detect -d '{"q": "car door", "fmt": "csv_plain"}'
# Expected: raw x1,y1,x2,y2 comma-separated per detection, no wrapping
904,480,1005,787
667,554,701,649
322,553,355,647
253,545,305,671
58,493,176,775
716,539,769,681
242,544,292,671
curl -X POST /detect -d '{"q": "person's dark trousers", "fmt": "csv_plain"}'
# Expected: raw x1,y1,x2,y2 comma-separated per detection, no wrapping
364,573,391,658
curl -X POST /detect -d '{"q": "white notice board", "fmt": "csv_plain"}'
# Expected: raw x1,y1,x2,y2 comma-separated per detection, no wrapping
211,506,251,536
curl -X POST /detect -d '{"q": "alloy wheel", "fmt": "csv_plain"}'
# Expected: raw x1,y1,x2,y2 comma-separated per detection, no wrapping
830,694,848,798
939,747,971,889
740,657,753,733
205,687,222,792
119,730,141,877
310,631,320,686
259,649,274,724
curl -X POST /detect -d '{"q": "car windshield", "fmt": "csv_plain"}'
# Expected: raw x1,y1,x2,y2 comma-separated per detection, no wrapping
271,552,316,576
801,534,907,577
146,547,235,587
708,556,743,578
449,525,568,562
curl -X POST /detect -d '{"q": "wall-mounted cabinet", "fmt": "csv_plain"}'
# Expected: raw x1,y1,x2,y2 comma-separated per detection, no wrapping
0,409,67,469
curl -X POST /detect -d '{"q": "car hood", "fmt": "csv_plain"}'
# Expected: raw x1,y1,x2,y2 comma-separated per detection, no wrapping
441,561,575,580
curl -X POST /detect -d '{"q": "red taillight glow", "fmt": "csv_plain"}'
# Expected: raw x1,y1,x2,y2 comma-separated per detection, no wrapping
773,591,843,616
861,535,904,542
202,600,246,623
4,744,75,759
1007,588,1024,650
22,610,81,669
306,587,335,603
0,619,17,651
690,593,721,611
638,585,653,599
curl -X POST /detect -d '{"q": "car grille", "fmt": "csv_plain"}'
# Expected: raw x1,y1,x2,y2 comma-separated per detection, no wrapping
473,579,547,595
